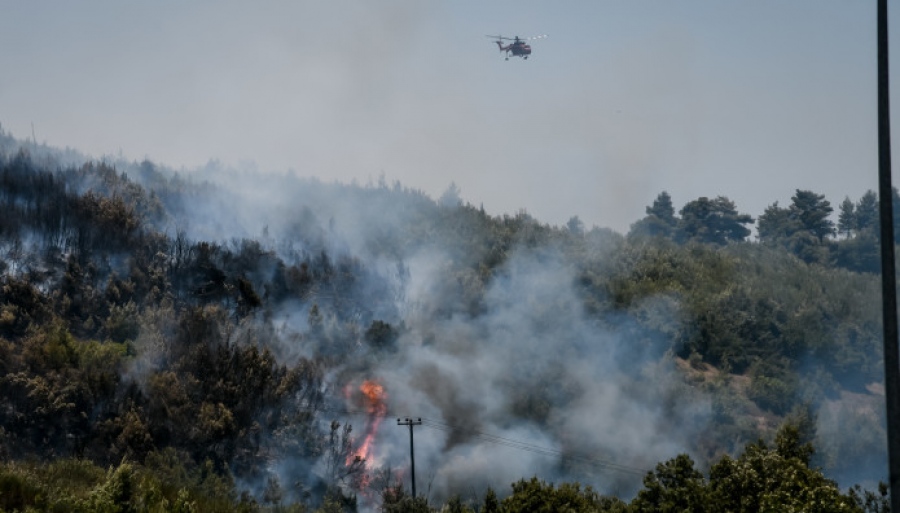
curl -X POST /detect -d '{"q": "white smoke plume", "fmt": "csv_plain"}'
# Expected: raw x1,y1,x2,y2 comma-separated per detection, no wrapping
352,247,710,502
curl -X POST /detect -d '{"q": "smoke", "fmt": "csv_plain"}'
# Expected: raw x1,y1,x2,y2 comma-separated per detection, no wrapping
134,157,712,503
798,346,888,491
128,159,886,506
10,137,884,507
815,388,887,491
93,156,712,505
336,245,710,502
17,135,884,506
5,132,888,511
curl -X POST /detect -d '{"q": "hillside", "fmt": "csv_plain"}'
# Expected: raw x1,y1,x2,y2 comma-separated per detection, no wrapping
0,133,891,511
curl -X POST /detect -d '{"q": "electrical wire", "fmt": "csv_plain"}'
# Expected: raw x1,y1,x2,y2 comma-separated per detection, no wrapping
418,418,647,477
309,404,649,477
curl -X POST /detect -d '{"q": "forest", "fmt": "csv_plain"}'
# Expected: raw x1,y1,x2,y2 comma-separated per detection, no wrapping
0,128,895,512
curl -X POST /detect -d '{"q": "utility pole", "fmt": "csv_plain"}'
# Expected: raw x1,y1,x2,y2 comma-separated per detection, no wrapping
877,1,900,511
397,417,422,498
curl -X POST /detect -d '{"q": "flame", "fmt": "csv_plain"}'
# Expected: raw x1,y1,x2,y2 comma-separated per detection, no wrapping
348,379,387,465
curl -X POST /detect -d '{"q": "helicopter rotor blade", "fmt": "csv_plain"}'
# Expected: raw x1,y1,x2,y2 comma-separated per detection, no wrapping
526,34,548,41
485,34,513,41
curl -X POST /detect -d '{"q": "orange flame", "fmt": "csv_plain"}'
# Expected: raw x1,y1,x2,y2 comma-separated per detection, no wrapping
348,380,387,465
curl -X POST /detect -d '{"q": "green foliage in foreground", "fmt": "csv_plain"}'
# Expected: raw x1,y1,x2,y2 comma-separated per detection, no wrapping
0,425,888,513
0,453,252,513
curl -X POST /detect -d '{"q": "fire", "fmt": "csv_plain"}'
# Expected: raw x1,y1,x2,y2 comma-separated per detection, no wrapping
348,379,387,465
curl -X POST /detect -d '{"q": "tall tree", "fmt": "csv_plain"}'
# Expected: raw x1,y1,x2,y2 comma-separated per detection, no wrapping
834,191,880,272
708,423,859,513
566,215,585,236
630,191,678,239
757,201,796,243
647,191,677,224
838,197,856,239
855,190,879,234
790,189,835,241
759,191,835,263
631,454,710,513
676,196,753,245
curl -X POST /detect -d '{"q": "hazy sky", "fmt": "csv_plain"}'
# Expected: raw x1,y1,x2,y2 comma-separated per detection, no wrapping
0,1,894,232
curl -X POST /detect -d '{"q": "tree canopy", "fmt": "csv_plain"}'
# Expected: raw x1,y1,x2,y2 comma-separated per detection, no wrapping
0,143,891,511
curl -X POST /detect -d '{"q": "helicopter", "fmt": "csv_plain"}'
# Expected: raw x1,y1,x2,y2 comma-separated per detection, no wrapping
486,34,547,60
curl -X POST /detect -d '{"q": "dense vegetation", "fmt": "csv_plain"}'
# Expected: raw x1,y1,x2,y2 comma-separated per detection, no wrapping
0,132,894,511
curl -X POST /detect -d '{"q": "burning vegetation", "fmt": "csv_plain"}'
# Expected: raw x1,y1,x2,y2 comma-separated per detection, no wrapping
343,379,388,467
0,140,891,511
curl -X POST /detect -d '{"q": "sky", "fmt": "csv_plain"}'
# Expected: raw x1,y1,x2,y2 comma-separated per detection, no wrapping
0,0,894,233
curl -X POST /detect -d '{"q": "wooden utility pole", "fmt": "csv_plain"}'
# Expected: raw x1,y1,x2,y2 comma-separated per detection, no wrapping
877,0,900,511
397,417,422,497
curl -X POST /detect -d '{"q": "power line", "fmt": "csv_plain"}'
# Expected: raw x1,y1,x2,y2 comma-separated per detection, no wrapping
418,418,647,477
310,405,649,477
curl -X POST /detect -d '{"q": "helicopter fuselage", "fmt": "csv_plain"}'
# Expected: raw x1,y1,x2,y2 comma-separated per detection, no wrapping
488,34,543,60
496,40,531,59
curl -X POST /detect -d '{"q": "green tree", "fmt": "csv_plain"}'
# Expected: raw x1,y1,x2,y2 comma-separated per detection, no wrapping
790,189,834,241
758,191,835,263
757,201,795,243
631,454,709,513
567,215,586,236
380,483,431,513
502,477,621,513
364,320,397,351
848,482,890,513
855,190,879,234
676,196,753,245
631,191,678,239
481,487,501,513
78,462,137,513
834,230,880,273
445,495,474,513
837,197,856,238
834,191,880,272
648,191,677,224
707,423,860,513
747,360,797,415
